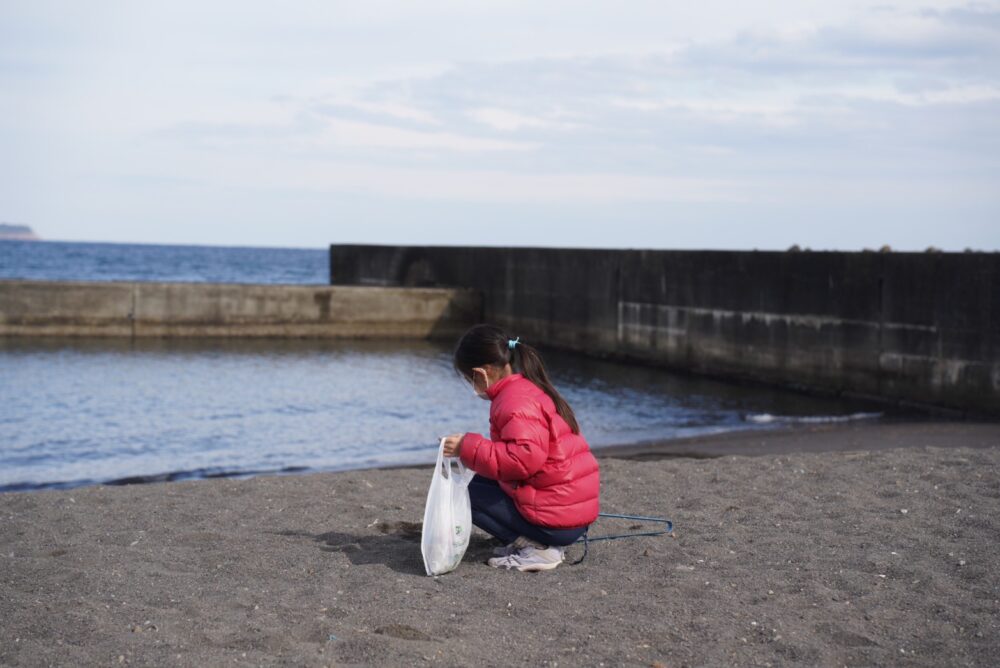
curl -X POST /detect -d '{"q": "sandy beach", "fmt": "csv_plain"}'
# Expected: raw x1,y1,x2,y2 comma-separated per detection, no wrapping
1,420,998,667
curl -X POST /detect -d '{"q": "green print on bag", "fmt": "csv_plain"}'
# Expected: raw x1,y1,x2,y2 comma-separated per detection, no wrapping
454,524,468,549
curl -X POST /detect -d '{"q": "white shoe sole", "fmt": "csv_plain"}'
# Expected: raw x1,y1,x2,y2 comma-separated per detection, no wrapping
487,555,564,572
515,560,562,572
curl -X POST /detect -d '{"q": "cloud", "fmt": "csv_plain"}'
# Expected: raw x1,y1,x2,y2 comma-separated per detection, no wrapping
835,84,1000,106
2,0,998,249
315,117,539,152
315,99,443,126
923,5,1000,31
122,2,1000,211
609,96,801,127
156,111,539,154
467,107,581,132
190,155,743,204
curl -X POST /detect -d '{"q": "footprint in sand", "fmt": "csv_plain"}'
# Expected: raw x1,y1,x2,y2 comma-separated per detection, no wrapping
374,624,433,642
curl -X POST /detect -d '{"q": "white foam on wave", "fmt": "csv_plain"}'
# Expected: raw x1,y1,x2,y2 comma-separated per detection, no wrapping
744,411,883,424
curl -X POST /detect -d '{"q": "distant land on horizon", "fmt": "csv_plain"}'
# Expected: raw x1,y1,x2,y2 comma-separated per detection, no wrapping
0,223,40,241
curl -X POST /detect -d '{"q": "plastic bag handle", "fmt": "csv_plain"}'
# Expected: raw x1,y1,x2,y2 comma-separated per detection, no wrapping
437,437,469,481
435,437,450,480
437,438,470,480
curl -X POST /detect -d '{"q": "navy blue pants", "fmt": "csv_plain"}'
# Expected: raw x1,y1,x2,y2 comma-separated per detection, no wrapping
468,475,588,547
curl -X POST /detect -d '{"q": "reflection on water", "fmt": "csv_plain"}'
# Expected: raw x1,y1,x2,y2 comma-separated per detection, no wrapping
0,337,901,491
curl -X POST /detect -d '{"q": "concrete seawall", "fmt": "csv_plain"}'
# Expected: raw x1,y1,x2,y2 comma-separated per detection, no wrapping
0,280,481,339
329,245,1000,416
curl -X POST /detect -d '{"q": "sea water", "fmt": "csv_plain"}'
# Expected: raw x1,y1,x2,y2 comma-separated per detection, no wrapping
1,240,899,491
0,337,893,492
0,240,327,284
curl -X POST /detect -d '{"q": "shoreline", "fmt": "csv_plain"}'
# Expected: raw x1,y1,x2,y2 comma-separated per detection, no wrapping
3,417,997,494
596,417,1000,459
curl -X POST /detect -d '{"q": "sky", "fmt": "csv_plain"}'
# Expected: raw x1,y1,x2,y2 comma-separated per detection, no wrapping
2,1,999,251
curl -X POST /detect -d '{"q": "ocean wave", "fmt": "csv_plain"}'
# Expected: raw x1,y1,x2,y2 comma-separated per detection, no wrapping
743,411,883,424
0,464,311,493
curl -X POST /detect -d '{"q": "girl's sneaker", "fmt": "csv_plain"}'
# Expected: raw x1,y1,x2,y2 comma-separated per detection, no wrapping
487,539,565,572
491,535,531,558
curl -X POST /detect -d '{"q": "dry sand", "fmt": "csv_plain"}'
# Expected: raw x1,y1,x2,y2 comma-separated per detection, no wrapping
1,421,998,667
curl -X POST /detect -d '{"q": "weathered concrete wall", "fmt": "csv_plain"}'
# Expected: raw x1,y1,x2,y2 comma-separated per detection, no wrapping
330,245,1000,415
0,280,481,339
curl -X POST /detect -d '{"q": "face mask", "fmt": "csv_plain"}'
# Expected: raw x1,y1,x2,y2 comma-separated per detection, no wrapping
470,369,490,400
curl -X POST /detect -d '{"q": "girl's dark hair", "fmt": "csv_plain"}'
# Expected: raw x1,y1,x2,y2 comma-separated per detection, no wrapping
453,324,580,434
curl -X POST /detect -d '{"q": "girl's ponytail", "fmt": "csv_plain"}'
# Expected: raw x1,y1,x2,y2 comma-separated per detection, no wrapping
511,341,580,435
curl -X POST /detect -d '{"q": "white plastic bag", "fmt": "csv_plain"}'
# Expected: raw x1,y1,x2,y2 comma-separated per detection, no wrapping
421,438,475,576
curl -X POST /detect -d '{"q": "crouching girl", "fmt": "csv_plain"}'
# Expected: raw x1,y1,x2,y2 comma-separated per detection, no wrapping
442,324,600,572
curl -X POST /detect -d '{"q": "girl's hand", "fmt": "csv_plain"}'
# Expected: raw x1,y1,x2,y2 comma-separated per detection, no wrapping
442,434,464,457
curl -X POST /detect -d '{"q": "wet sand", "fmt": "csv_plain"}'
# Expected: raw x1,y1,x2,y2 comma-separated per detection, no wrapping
597,418,1000,459
1,420,998,666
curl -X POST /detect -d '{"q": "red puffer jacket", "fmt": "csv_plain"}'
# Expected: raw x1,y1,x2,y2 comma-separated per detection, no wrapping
459,373,600,528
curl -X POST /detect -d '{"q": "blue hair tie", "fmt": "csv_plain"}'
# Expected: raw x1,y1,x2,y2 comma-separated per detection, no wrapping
508,337,520,350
